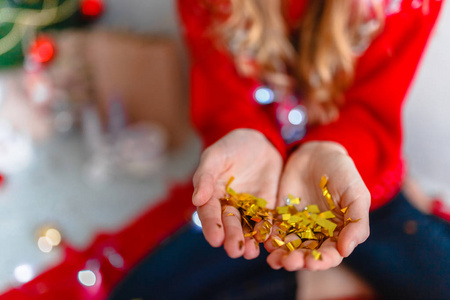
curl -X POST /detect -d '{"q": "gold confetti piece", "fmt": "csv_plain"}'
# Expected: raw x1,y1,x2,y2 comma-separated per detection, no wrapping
323,190,336,210
251,216,262,222
312,249,321,260
279,222,290,231
282,213,291,221
272,238,285,248
286,242,295,252
227,187,237,196
288,194,301,205
277,206,290,214
299,229,317,240
304,241,319,250
288,239,302,250
341,206,349,214
262,220,272,230
316,218,337,237
320,176,336,210
238,240,244,250
288,215,301,223
257,198,267,208
319,176,328,189
242,216,252,228
226,176,235,189
319,211,335,219
306,205,320,213
259,221,272,240
344,217,361,226
244,231,257,238
227,213,235,217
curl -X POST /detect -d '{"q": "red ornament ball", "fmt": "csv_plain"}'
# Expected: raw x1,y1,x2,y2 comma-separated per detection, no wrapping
0,173,5,187
81,0,104,18
29,35,55,64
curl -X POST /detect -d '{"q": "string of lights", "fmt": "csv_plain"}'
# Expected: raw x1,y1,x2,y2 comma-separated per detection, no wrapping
0,0,103,66
0,0,79,56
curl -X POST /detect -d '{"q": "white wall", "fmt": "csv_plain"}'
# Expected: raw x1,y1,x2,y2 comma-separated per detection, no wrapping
100,0,179,36
403,1,450,201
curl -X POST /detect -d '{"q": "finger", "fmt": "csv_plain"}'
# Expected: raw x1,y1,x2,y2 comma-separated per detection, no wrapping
269,234,306,271
253,218,273,243
192,172,217,206
337,184,371,257
197,199,225,248
192,148,225,206
267,248,286,270
264,222,282,252
278,233,306,271
222,206,246,258
303,239,343,271
281,250,307,271
243,227,260,260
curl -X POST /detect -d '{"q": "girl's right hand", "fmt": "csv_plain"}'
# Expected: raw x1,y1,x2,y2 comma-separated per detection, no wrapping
193,129,283,260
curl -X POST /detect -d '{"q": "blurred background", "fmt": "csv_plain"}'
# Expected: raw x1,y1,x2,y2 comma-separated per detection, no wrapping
0,0,448,299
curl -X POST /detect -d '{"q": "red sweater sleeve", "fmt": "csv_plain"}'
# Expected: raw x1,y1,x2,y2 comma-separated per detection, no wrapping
177,0,287,159
296,0,443,209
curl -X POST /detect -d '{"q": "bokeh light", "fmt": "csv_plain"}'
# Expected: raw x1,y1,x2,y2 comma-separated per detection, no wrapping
29,36,55,64
14,264,34,283
45,228,62,246
288,107,307,126
192,211,202,228
81,0,104,17
253,86,275,105
37,236,53,253
78,270,96,287
103,247,125,269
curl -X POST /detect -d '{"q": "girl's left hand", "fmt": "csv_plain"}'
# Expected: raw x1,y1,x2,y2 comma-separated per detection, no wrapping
264,141,371,271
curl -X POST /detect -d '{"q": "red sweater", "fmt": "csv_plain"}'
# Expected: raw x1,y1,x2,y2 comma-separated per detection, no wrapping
178,0,443,210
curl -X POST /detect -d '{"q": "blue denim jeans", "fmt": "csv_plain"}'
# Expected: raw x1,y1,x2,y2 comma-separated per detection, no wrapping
109,192,450,300
109,225,296,300
345,192,450,299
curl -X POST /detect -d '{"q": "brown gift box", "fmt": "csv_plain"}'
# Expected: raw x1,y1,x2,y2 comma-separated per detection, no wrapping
51,29,190,148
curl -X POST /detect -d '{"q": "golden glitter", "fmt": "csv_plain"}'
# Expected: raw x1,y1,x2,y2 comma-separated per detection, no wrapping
272,238,285,248
244,231,257,238
219,176,355,256
312,249,322,260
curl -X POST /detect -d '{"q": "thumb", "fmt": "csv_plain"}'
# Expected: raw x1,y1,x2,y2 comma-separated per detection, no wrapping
192,172,217,206
192,148,225,206
336,183,371,257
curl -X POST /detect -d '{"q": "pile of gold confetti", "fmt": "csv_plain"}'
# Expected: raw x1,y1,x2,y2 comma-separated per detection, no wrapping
220,176,359,260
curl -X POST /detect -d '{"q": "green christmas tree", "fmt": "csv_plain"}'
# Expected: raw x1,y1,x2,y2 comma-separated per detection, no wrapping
0,0,100,68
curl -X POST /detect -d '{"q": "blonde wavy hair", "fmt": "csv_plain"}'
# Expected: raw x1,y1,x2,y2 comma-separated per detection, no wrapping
216,0,385,124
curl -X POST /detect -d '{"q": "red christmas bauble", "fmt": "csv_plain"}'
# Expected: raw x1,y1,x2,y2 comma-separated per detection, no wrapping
28,35,55,64
0,173,5,187
81,0,104,18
